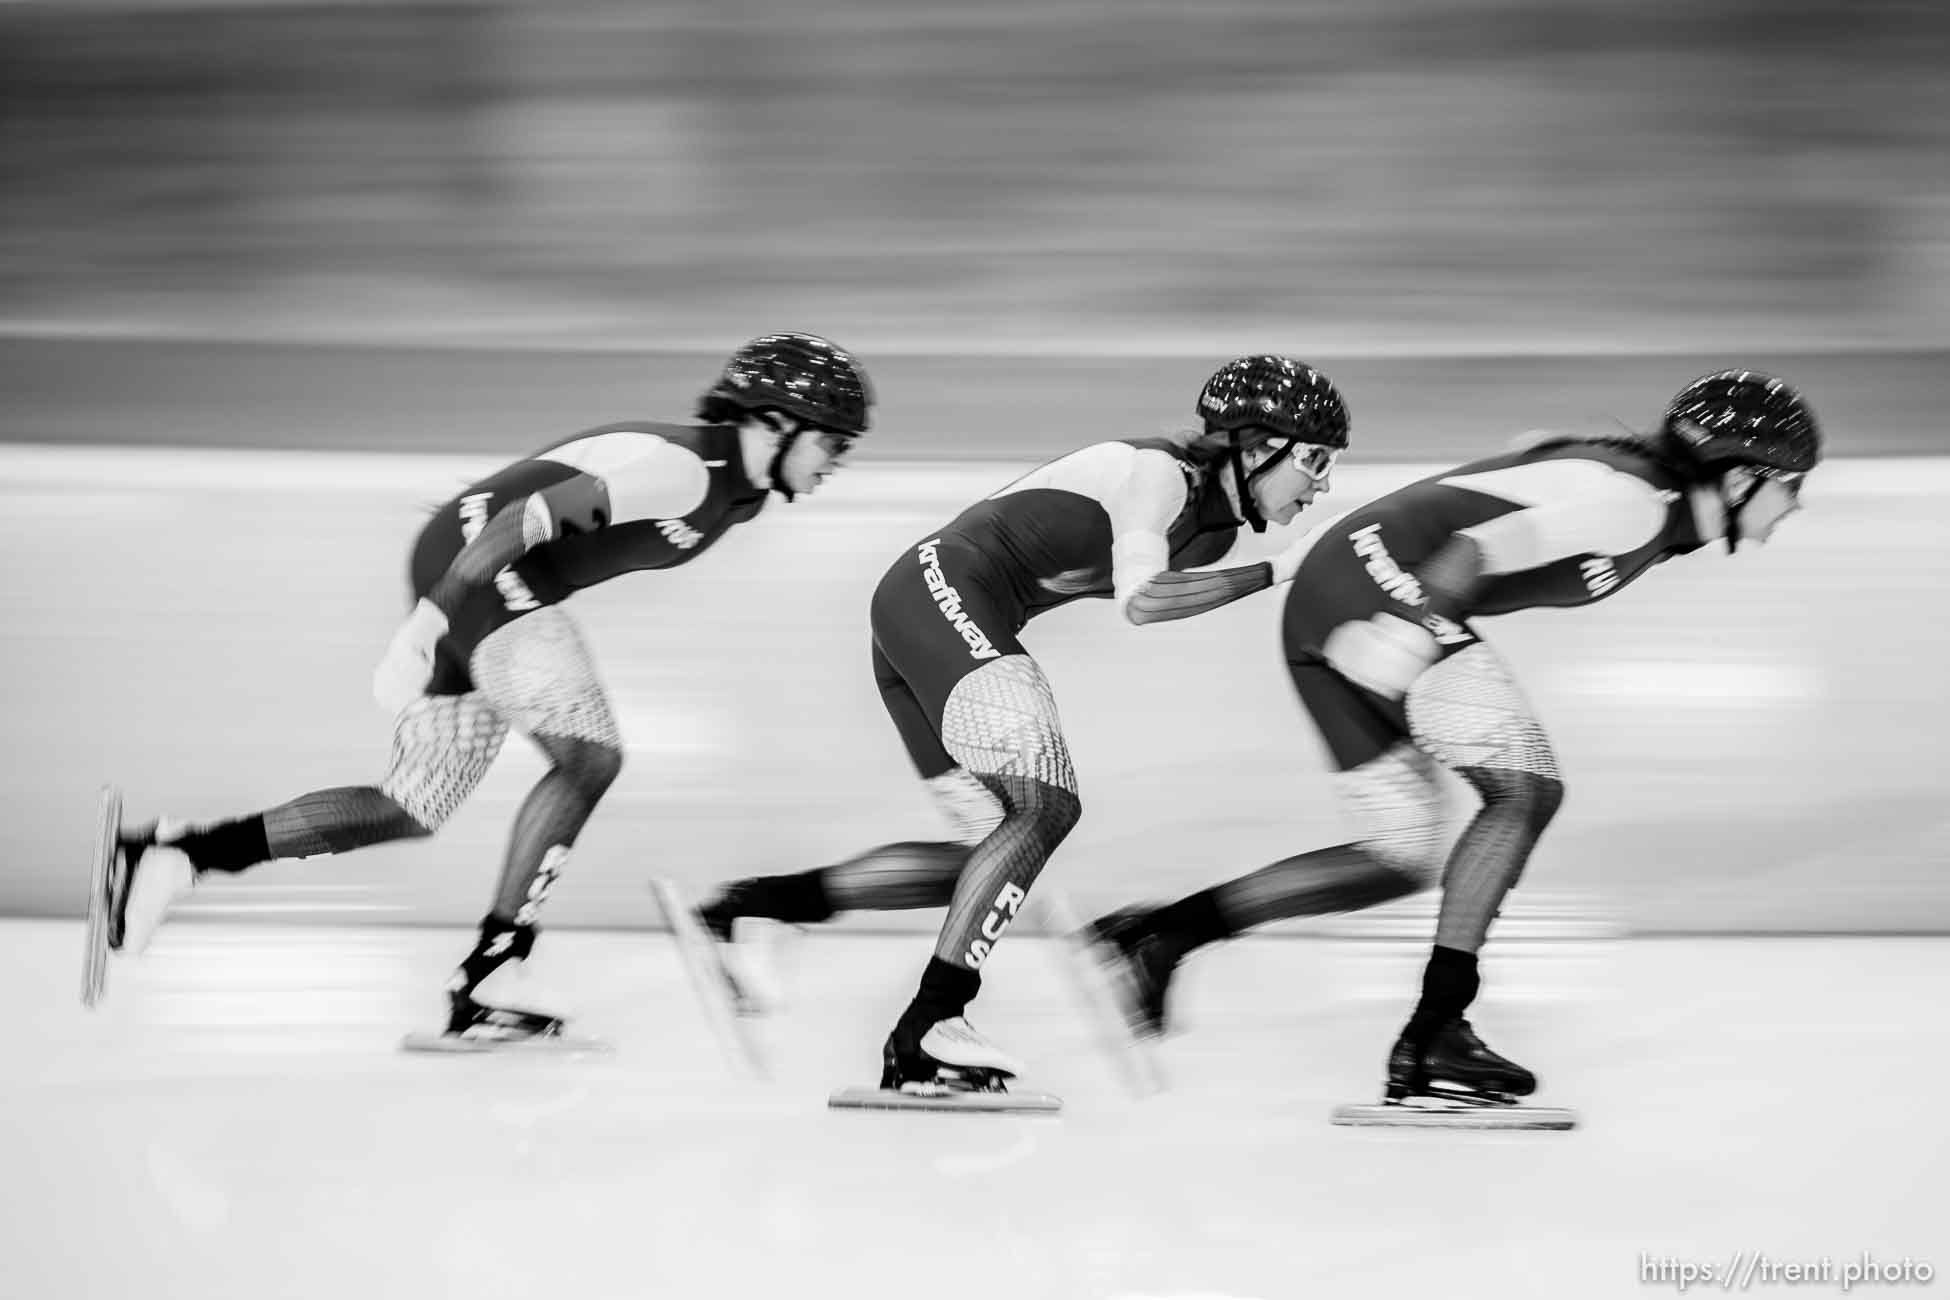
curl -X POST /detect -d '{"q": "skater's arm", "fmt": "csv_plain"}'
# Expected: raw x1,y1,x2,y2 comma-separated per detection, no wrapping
429,475,621,610
429,439,709,615
1412,534,1487,623
1122,558,1274,625
1111,454,1274,625
1430,461,1668,617
427,494,571,615
1328,465,1670,697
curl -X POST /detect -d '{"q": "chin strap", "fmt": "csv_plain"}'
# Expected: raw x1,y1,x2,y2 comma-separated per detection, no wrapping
1720,471,1763,554
1228,431,1300,534
767,432,801,501
752,409,804,502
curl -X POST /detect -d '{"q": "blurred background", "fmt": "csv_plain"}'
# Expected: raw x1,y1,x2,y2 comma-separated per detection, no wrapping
4,0,1949,356
2,0,1946,932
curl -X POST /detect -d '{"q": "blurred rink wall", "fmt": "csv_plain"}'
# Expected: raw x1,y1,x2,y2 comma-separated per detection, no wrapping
1,0,1946,935
4,0,1949,355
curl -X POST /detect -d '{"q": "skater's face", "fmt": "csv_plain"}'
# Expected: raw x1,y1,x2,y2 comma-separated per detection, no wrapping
778,427,854,498
1249,442,1338,528
1724,467,1805,547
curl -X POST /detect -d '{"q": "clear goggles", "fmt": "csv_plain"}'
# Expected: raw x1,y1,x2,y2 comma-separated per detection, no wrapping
1284,443,1341,481
758,410,855,458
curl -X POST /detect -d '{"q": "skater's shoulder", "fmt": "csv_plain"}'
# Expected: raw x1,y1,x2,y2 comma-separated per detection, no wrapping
528,420,721,463
988,440,1192,516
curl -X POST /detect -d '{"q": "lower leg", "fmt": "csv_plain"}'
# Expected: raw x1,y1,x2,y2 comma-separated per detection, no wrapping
875,651,1081,1082
163,787,430,874
1129,739,1448,962
890,771,1081,1050
1085,844,1423,1038
474,734,620,946
1397,643,1563,1037
447,734,618,1031
699,841,971,938
1431,767,1563,952
1140,843,1425,965
446,731,619,1031
111,691,503,950
708,755,1002,928
1401,943,1482,1045
1401,766,1562,1051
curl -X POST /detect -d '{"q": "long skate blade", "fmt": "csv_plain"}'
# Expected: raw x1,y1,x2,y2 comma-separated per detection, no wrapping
1331,1102,1579,1131
80,785,120,1009
649,878,768,1081
1035,888,1166,1097
398,1031,612,1056
828,1086,1063,1115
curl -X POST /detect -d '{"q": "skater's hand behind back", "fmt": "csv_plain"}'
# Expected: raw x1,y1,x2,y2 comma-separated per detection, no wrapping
372,598,449,714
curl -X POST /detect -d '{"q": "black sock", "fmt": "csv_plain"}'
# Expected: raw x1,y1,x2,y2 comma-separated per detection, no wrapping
449,914,535,999
705,870,835,933
170,815,272,874
894,955,982,1039
1403,945,1480,1044
1147,889,1234,961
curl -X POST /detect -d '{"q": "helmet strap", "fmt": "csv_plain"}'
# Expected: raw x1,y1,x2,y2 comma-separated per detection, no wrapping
745,409,803,501
1228,430,1269,534
1230,430,1308,534
1719,469,1764,554
767,428,803,502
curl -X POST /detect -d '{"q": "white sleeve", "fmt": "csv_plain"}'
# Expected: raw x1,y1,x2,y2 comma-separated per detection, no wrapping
1442,459,1671,574
537,430,711,524
1107,451,1191,616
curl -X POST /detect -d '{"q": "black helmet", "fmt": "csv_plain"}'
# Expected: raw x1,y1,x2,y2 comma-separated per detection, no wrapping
1197,355,1349,449
705,332,874,435
1197,355,1349,533
1662,370,1821,475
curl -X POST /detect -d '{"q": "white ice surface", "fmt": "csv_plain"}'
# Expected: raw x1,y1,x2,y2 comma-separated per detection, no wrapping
9,920,1945,1300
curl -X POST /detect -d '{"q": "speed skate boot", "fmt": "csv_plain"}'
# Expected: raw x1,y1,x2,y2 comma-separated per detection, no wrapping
880,1017,1024,1096
693,880,787,1015
444,919,569,1045
401,918,607,1054
1385,1017,1538,1108
1084,906,1182,1038
109,819,198,955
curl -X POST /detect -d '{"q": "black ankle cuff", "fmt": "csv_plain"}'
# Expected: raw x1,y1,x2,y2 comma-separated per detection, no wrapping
475,913,536,955
502,916,538,961
907,955,981,1025
722,871,834,925
456,915,533,993
1405,944,1480,1039
1156,889,1233,953
174,815,271,873
782,870,835,924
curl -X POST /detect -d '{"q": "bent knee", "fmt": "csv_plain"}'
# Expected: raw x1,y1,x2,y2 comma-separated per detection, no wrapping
371,787,445,837
1467,766,1565,833
979,771,1083,853
1528,772,1566,828
537,733,625,798
580,742,624,794
1027,782,1083,842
